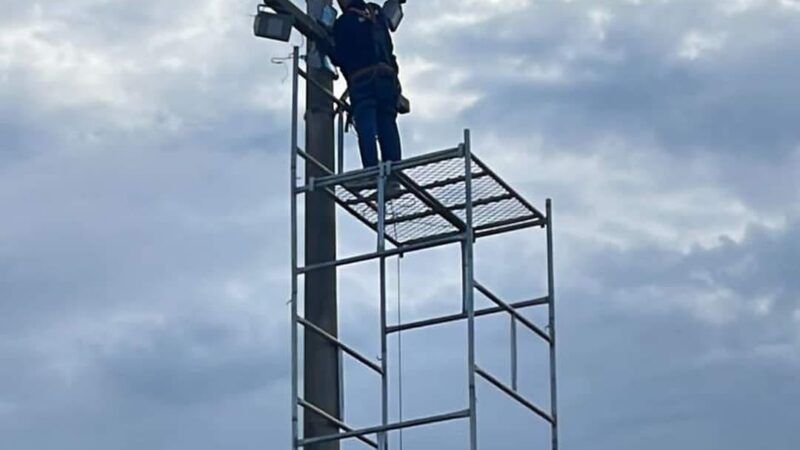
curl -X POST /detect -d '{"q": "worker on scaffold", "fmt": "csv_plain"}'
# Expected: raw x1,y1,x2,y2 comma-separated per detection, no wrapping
329,0,406,177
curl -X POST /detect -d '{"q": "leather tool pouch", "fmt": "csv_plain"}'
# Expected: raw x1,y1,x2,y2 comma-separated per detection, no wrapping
397,94,411,115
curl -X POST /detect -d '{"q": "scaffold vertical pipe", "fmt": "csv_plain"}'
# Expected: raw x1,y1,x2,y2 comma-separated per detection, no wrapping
462,129,478,450
337,113,344,174
336,115,346,419
511,317,518,391
546,199,559,450
377,162,389,450
290,45,300,450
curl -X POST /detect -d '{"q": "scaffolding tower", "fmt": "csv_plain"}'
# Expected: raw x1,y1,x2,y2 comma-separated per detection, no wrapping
286,47,559,450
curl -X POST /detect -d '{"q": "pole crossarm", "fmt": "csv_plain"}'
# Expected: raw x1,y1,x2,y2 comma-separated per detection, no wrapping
297,409,471,447
475,366,554,424
386,296,550,334
474,281,552,344
298,398,379,448
298,316,383,374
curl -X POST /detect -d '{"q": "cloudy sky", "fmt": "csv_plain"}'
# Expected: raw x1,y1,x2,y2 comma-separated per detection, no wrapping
2,0,799,449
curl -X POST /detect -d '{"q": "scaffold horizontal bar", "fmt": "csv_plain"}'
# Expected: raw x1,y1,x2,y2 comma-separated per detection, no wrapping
474,217,545,239
386,296,549,334
298,317,382,374
298,233,464,274
298,409,471,447
383,145,465,172
475,366,554,424
334,88,350,115
310,146,464,191
474,281,552,344
298,399,378,448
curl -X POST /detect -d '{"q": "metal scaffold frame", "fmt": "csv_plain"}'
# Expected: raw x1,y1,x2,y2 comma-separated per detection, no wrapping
286,46,559,450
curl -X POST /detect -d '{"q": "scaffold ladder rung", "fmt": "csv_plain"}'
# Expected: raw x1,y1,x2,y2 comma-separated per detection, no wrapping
475,366,554,424
298,316,382,375
297,409,471,448
475,281,552,344
297,398,378,448
386,296,550,334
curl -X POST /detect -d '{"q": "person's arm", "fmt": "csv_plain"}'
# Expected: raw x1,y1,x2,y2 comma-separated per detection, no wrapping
329,15,356,68
325,22,341,66
377,8,399,74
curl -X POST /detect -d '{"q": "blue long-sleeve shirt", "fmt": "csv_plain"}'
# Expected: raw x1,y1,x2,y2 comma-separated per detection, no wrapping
331,0,398,82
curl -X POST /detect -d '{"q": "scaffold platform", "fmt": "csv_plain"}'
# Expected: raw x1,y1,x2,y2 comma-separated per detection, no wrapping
300,145,546,248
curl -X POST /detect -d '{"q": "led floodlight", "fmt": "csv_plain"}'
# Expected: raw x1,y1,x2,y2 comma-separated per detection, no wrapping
254,8,294,42
319,4,338,29
383,0,404,32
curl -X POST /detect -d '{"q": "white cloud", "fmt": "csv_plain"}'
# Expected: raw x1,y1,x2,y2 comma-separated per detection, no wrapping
678,31,726,60
400,56,482,120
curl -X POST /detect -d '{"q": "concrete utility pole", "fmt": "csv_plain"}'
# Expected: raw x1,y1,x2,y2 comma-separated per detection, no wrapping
301,1,340,449
259,1,341,448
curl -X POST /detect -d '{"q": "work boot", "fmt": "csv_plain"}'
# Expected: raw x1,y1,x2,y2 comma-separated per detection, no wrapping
385,179,403,200
359,179,403,202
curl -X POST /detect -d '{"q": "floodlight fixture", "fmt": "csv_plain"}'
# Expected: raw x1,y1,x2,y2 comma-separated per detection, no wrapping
318,4,338,29
383,0,404,32
254,6,294,42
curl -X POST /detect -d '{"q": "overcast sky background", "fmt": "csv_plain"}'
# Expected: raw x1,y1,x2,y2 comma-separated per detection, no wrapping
2,0,799,449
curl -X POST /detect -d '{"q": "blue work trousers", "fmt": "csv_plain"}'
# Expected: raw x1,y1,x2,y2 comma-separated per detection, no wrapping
350,74,402,168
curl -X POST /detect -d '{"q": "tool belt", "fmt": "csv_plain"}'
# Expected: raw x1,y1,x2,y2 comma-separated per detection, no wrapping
348,63,397,84
347,63,410,115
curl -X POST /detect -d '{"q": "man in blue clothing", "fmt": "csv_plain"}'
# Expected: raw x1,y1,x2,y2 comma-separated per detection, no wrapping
330,0,403,171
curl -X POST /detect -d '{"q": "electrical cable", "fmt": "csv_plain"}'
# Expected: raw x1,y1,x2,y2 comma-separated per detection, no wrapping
270,52,294,82
389,198,404,450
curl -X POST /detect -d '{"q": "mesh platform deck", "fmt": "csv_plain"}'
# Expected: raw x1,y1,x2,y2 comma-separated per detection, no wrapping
311,147,545,246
